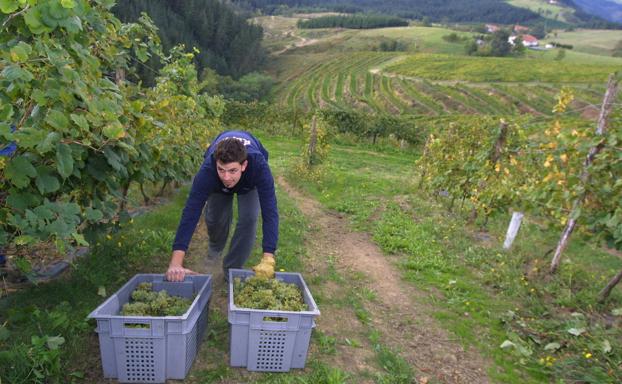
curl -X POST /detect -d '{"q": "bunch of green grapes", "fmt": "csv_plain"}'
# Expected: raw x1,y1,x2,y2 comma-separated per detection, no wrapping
233,276,306,311
121,282,194,316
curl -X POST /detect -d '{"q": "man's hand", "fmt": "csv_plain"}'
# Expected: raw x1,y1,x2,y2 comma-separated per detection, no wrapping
166,264,197,282
166,250,197,281
252,253,275,279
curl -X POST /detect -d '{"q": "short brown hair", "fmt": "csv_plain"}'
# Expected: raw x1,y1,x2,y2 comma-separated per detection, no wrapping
214,138,247,164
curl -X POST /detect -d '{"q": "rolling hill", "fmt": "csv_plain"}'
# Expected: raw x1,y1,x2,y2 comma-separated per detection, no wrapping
571,0,622,23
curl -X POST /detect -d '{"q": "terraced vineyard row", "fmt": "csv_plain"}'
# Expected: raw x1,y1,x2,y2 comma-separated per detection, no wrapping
275,52,607,118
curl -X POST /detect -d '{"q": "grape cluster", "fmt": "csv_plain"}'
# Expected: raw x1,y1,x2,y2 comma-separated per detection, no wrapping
233,276,306,311
121,282,194,316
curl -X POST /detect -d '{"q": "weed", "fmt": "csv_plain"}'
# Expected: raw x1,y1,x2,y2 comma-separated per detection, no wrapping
314,331,338,355
368,330,414,384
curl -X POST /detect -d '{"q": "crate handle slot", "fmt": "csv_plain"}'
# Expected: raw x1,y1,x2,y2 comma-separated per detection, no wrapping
263,316,288,323
123,322,151,329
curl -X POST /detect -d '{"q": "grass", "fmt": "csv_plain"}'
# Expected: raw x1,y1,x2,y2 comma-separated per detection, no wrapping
544,29,622,57
354,26,474,55
274,138,622,384
385,53,621,83
526,47,622,65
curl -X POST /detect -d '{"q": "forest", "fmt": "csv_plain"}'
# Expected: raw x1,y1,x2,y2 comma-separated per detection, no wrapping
113,0,266,83
236,0,542,23
236,0,621,28
297,14,409,29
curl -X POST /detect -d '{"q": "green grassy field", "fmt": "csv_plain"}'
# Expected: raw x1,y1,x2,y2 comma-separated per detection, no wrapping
340,26,475,55
544,28,622,56
385,53,620,82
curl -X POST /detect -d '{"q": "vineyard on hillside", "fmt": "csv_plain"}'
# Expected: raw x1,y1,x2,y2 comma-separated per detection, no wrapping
273,52,612,118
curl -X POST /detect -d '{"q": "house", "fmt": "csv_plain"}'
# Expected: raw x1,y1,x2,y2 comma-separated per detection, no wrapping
486,24,500,33
508,34,539,47
513,25,530,33
521,34,539,47
549,0,558,4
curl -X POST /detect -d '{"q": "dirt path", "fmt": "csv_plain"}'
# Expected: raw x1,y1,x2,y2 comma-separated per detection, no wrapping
273,32,319,55
277,176,491,383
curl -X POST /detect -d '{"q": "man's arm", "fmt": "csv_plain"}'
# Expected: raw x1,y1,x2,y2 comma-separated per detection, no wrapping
167,164,214,281
255,157,279,255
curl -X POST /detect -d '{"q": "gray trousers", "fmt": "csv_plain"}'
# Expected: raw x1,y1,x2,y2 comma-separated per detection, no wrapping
204,188,259,277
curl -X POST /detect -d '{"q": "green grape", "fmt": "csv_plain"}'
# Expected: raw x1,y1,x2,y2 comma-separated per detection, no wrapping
120,282,194,316
121,302,151,316
233,276,306,311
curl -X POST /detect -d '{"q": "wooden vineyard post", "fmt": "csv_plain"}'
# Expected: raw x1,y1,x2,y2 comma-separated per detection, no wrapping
598,269,622,303
307,115,318,166
115,67,125,86
503,211,524,250
490,119,508,164
418,135,431,188
550,74,619,273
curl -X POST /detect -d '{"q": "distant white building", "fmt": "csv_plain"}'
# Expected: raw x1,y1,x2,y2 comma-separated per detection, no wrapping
508,34,539,47
486,24,500,33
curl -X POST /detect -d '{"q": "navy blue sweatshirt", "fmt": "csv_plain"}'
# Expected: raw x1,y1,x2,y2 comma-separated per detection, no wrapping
172,131,278,254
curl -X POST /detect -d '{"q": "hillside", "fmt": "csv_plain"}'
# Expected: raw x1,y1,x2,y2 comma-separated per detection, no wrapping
507,0,577,24
571,0,622,24
238,0,542,23
238,0,620,27
259,15,622,119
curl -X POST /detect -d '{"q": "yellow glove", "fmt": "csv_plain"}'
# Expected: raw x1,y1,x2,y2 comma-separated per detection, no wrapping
252,254,275,279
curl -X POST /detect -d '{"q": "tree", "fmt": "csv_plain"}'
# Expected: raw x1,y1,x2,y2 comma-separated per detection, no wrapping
490,29,512,57
113,0,266,81
512,36,526,56
465,40,479,56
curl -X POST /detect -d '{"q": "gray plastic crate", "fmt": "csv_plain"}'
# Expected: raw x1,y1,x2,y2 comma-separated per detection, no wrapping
228,269,320,372
88,274,212,383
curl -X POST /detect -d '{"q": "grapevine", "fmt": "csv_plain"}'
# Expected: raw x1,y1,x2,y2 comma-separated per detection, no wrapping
0,1,223,265
416,84,622,249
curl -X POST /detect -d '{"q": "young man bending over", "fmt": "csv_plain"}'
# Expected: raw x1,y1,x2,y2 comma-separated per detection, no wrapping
166,131,278,282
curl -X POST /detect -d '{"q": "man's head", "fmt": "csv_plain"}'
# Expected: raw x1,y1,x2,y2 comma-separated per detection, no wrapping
214,138,248,188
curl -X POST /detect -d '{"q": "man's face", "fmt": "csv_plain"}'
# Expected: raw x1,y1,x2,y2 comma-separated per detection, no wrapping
216,160,247,188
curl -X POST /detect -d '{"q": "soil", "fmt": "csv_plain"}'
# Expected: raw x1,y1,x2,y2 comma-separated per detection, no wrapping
273,32,319,55
276,177,490,383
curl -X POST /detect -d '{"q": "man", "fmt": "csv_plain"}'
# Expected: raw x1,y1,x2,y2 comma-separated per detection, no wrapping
166,131,278,282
